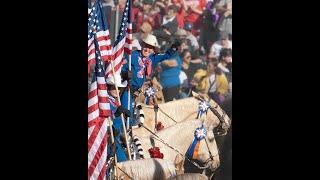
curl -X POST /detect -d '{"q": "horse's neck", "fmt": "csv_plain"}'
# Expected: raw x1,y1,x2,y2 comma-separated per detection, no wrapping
155,120,203,153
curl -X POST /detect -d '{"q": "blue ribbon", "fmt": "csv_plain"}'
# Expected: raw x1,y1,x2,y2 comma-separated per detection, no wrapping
197,100,211,118
186,125,207,159
144,87,157,105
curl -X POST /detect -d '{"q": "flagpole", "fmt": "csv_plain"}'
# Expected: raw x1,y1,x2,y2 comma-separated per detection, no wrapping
110,60,132,160
114,2,120,41
107,117,117,177
126,54,131,130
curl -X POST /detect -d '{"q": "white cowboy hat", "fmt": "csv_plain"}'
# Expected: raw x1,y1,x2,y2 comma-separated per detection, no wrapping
105,73,128,87
141,34,159,48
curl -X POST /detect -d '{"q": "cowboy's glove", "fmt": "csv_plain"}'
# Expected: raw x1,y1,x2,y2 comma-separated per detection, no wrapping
121,70,132,81
115,106,131,118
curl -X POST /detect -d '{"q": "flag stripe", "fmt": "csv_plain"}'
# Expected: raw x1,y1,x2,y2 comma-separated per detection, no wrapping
88,119,109,177
88,119,104,152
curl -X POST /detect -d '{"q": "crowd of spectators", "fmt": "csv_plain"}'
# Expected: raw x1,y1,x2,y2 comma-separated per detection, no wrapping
103,0,232,105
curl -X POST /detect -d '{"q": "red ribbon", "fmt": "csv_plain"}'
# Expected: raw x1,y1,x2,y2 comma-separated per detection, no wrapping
148,147,164,159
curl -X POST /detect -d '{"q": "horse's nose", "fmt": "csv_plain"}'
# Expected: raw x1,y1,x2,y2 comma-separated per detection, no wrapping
211,156,220,171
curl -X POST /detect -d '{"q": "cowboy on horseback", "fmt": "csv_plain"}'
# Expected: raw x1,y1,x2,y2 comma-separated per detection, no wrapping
111,34,181,162
120,34,181,124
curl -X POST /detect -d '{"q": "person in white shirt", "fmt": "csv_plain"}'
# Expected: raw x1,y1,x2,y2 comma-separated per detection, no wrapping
209,32,232,59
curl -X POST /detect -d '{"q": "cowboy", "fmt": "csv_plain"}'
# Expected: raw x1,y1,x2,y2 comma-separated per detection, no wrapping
120,34,180,125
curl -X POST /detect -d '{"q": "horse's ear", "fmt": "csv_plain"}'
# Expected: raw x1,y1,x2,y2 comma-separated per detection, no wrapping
192,91,209,101
191,91,201,100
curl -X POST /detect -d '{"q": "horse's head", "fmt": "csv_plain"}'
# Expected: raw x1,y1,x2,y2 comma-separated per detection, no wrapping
193,91,232,134
208,98,231,136
186,120,220,175
197,100,231,136
198,124,220,173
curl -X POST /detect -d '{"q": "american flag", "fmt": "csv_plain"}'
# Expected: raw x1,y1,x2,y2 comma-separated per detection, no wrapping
88,3,116,178
88,1,112,75
105,0,132,78
88,48,110,180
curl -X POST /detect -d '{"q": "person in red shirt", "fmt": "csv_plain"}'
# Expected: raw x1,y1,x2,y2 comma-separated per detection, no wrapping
132,0,161,33
181,0,207,36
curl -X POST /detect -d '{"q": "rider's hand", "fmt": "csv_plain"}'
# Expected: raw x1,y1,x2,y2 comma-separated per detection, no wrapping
115,106,131,119
121,71,132,81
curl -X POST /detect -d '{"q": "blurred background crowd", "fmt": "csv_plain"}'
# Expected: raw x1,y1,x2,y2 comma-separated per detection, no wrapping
103,0,232,105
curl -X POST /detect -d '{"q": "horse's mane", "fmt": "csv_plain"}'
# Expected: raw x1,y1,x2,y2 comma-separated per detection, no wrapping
155,119,202,138
118,158,177,180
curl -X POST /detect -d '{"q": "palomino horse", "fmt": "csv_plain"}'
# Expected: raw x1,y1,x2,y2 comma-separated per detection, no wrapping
132,96,231,138
115,158,208,180
167,173,208,180
116,158,177,180
132,118,220,178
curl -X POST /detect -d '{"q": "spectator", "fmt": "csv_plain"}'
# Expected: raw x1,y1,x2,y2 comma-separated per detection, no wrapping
159,40,183,102
181,0,207,36
190,58,229,104
218,48,232,83
216,0,232,39
170,0,185,28
184,22,200,50
101,0,114,26
132,0,162,33
133,22,153,41
199,0,220,54
208,32,232,59
181,48,204,80
153,0,168,16
175,28,188,42
180,50,193,95
153,5,179,47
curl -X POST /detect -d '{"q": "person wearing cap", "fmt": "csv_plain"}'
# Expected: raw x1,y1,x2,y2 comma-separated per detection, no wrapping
184,22,199,50
181,0,207,36
120,34,180,120
132,0,161,33
174,28,189,51
208,32,232,59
